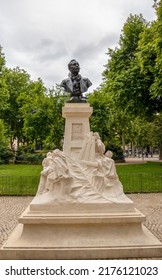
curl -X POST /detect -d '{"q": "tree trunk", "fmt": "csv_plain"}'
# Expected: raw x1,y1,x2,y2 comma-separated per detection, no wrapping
131,142,135,157
10,137,14,151
121,132,126,153
159,144,162,160
141,147,144,161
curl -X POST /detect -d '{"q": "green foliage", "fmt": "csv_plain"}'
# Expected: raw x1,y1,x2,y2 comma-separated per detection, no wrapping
2,67,31,148
18,83,65,150
0,119,14,163
102,14,157,117
151,113,162,159
94,8,162,156
87,89,109,143
137,0,162,111
25,153,44,164
0,147,14,164
1,61,65,151
19,78,49,146
0,46,9,115
44,86,66,149
106,144,124,161
16,145,45,164
0,45,5,72
16,144,35,155
0,119,6,143
15,153,44,165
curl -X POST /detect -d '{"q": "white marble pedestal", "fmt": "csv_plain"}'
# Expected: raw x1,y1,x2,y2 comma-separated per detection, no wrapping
62,103,93,157
1,202,162,259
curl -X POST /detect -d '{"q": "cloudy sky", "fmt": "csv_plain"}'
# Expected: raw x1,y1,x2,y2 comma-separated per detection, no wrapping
0,0,156,91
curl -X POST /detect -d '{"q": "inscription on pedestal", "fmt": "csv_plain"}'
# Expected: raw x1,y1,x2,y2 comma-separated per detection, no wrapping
72,123,84,141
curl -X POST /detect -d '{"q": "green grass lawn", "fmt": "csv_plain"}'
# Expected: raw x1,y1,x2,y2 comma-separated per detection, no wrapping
0,162,162,195
0,164,42,176
116,162,162,193
116,161,162,174
0,164,42,195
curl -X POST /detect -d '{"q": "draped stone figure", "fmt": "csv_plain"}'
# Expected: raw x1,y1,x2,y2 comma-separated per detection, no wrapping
35,132,128,204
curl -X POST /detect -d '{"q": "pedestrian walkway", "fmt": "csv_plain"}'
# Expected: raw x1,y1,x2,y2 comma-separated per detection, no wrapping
125,156,162,164
0,194,162,259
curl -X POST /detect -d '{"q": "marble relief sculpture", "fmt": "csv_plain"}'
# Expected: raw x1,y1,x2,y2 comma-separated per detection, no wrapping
36,132,127,204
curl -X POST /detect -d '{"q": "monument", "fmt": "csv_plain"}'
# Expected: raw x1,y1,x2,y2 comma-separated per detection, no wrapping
61,59,93,157
1,60,162,259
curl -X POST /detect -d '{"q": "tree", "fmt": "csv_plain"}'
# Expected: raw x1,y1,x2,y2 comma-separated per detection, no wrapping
20,84,65,150
137,0,162,112
44,86,66,149
3,67,31,149
151,113,162,159
19,78,50,149
88,89,132,154
87,89,109,144
0,119,6,145
102,14,159,117
134,113,162,160
0,119,14,163
0,45,9,114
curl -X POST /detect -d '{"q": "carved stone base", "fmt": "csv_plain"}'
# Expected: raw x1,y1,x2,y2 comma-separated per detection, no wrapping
1,205,162,259
62,103,93,157
29,192,135,212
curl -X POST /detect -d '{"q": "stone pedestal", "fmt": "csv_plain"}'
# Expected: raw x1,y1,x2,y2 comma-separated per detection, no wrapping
62,103,93,158
1,203,162,259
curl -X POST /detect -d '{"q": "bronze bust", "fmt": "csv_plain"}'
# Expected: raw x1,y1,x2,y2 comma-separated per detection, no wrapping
60,59,92,103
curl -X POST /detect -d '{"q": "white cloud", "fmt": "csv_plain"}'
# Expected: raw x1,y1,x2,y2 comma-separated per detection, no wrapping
0,0,156,90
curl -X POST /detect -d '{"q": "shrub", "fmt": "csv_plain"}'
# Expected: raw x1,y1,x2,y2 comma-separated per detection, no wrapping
16,145,35,155
105,144,125,161
15,145,46,164
26,153,44,164
0,146,14,163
